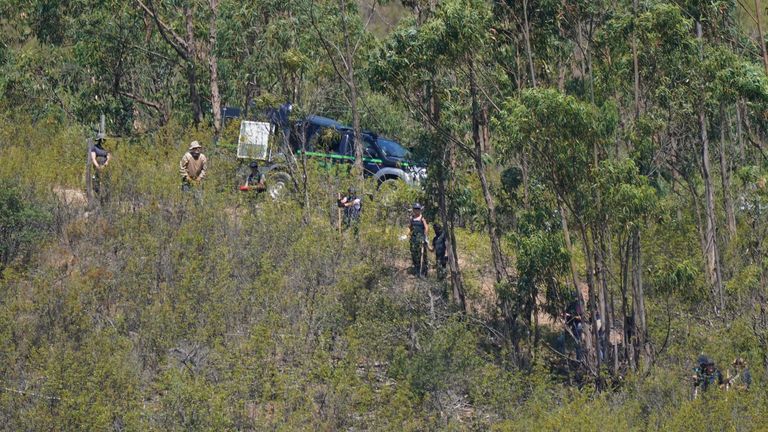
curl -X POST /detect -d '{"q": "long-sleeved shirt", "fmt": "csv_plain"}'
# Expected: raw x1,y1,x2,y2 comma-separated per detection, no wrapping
180,152,207,180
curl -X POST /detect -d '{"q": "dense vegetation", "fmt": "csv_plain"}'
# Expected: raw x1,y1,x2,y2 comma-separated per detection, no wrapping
3,0,768,430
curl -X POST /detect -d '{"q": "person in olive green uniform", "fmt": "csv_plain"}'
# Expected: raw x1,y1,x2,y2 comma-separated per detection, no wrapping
409,203,429,277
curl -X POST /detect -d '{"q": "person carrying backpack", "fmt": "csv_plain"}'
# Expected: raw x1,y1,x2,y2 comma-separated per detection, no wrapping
409,203,429,277
692,355,723,398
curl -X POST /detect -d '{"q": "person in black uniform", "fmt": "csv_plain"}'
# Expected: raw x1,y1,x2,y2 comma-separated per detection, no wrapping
338,187,362,232
89,132,111,203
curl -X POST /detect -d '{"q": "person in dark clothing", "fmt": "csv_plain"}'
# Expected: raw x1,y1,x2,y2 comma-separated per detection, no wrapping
338,187,362,231
692,355,724,398
431,223,447,279
564,292,583,360
244,161,266,192
409,203,429,277
89,132,111,203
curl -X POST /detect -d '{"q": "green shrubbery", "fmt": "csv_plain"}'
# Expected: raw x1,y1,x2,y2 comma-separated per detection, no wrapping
0,116,765,430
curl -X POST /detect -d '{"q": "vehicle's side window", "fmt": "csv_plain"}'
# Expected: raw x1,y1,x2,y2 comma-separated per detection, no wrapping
312,127,341,153
364,141,378,159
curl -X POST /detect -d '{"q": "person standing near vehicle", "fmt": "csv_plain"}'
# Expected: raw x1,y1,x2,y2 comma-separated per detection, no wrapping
338,187,362,232
89,132,111,203
244,161,266,192
180,141,207,195
409,203,429,277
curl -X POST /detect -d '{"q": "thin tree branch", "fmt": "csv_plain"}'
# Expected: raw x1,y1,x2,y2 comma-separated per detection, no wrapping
737,0,760,25
136,0,190,61
118,90,165,113
308,2,353,88
0,384,60,401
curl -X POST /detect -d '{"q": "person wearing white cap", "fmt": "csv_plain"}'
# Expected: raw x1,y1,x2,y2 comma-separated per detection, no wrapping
180,140,207,193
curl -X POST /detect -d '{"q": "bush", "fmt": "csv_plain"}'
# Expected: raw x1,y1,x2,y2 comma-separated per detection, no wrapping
0,181,50,272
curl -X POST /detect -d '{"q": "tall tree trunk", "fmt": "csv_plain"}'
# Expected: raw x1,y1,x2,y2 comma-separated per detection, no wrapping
756,0,768,74
522,0,537,87
597,226,616,373
631,228,649,367
469,58,506,282
184,5,203,126
620,236,633,370
340,0,364,179
580,225,601,375
209,0,221,135
632,0,641,121
558,197,595,373
520,1,535,211
697,20,725,314
720,105,737,239
430,80,466,312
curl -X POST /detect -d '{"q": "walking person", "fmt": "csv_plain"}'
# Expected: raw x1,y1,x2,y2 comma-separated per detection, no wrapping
409,203,429,277
180,141,207,200
89,132,111,204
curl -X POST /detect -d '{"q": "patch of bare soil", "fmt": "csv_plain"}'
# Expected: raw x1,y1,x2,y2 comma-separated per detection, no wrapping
52,186,87,207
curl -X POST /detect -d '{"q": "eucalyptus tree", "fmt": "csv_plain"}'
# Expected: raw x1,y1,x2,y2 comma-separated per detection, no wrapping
135,0,205,127
308,0,371,178
495,88,622,375
372,0,522,313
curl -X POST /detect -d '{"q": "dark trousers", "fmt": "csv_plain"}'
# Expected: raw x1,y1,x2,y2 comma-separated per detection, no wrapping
92,170,109,204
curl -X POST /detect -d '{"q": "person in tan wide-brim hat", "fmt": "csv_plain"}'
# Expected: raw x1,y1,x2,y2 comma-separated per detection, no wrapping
180,140,207,193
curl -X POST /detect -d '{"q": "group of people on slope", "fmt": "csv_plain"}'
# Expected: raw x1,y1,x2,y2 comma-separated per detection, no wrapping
408,203,448,278
93,137,447,277
90,138,210,202
692,355,751,398
336,190,447,278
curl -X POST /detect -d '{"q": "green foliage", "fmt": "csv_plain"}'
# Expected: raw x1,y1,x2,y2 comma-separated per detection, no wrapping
0,181,51,272
495,88,612,219
5,0,768,428
595,159,658,229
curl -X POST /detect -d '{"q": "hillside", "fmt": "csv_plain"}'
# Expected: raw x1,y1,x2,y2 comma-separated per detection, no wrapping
4,0,768,430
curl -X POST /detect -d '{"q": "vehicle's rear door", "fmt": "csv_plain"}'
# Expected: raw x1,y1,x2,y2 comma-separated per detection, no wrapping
362,137,384,177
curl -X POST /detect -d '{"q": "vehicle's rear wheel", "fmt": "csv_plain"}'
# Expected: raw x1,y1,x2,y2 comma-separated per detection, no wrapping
377,177,404,206
376,177,417,226
267,171,292,200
